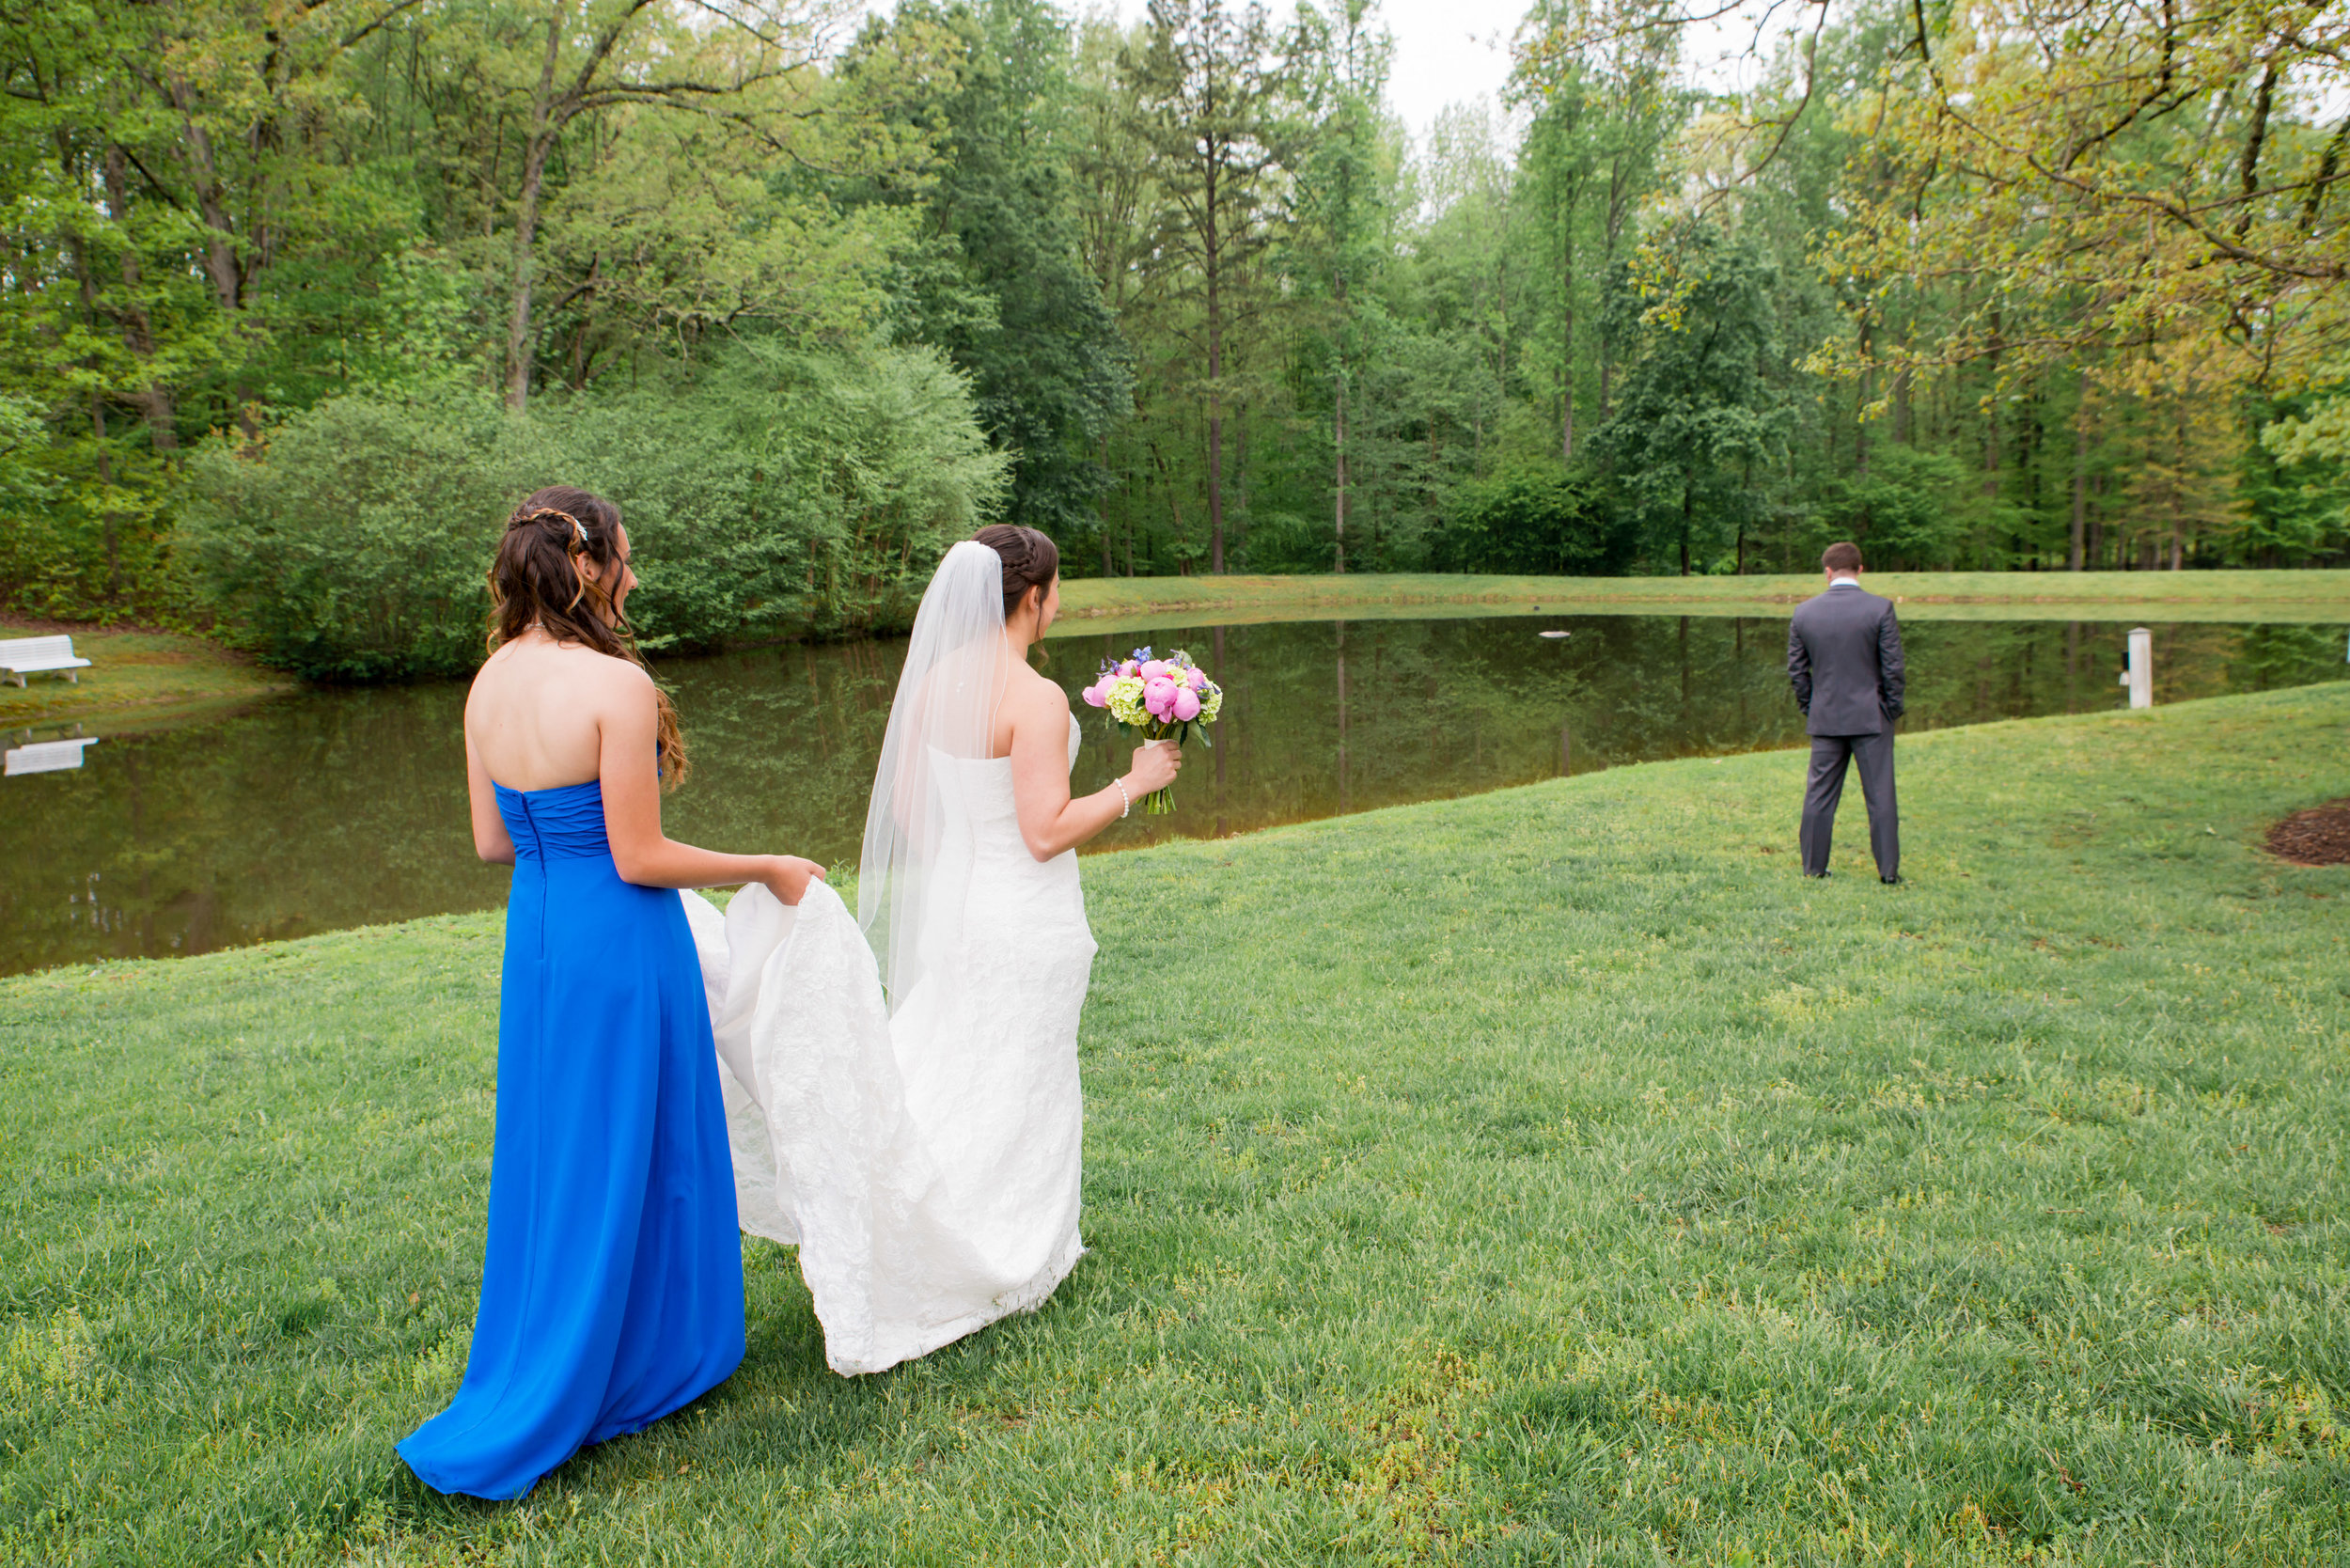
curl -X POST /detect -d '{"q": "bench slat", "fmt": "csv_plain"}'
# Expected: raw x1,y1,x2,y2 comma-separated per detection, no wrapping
0,634,91,680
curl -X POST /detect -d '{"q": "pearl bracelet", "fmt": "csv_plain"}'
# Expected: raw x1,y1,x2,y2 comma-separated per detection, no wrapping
1112,776,1131,818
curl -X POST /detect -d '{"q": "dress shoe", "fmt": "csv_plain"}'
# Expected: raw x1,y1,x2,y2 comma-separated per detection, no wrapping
1880,875,1904,886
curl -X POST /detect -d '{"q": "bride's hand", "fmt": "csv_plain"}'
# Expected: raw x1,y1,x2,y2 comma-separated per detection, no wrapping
1127,739,1182,794
761,855,827,906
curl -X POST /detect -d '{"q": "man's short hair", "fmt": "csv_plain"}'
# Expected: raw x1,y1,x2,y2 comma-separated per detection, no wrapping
1822,541,1864,574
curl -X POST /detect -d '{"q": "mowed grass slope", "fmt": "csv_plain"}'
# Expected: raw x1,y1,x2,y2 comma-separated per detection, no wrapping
1052,569,2350,630
2,687,2346,1565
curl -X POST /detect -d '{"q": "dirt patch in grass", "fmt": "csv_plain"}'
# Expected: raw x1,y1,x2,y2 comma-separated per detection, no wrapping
2267,801,2350,866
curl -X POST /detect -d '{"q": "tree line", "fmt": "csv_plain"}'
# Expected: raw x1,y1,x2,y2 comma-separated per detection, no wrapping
2,0,2344,673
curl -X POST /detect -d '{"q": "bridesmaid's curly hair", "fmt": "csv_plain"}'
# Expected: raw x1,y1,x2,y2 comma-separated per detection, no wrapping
487,485,690,791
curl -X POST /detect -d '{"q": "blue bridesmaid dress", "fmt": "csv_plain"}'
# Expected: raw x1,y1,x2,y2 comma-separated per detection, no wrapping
399,779,745,1500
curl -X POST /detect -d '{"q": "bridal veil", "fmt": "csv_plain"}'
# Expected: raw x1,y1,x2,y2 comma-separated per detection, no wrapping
682,538,1093,1376
857,537,1011,1012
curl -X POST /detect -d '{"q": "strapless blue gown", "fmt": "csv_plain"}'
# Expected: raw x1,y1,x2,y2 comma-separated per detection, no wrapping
399,779,744,1500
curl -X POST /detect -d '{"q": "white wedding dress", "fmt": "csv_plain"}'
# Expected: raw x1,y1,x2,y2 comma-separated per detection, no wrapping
680,711,1096,1375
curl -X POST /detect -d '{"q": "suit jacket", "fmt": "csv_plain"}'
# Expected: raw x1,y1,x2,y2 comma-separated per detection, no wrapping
1788,583,1905,736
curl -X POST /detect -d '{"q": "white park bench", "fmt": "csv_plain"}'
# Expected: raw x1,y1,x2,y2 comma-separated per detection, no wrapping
4,736,98,776
0,635,92,687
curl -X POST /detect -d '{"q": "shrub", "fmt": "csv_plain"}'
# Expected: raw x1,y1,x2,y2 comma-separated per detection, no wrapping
180,342,1009,680
180,387,538,680
1434,463,1622,575
1810,447,1975,571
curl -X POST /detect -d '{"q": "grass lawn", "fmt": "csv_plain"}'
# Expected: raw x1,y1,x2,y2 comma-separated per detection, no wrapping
1052,570,2350,635
3,686,2346,1565
0,620,293,729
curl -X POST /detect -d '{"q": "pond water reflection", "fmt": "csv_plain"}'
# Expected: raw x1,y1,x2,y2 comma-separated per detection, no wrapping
4,615,2341,975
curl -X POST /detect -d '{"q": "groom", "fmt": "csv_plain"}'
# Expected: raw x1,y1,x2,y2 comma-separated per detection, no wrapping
1786,541,1904,884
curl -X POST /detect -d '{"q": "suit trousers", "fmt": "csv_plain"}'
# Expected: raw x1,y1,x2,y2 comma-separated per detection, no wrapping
1800,731,1899,879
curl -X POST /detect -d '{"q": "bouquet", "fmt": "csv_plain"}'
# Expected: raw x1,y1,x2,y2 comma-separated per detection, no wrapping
1079,645,1223,815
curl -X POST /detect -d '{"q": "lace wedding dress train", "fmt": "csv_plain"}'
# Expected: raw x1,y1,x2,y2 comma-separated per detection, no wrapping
681,713,1097,1375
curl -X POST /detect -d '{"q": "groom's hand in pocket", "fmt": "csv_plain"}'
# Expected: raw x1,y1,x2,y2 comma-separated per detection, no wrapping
762,855,828,906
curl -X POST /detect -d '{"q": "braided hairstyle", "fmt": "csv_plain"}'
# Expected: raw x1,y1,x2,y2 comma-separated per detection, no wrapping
974,523,1058,623
486,485,690,790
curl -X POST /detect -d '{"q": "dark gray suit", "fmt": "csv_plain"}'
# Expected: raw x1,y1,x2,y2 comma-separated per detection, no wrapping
1787,581,1904,879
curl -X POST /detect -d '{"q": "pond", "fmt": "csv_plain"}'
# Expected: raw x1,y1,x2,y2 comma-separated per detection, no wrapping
4,614,2342,976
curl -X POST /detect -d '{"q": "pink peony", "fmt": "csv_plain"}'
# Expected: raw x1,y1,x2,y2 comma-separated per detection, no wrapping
1139,659,1170,680
1172,685,1201,721
1119,660,1139,677
1143,677,1177,716
1184,666,1208,690
1080,682,1107,708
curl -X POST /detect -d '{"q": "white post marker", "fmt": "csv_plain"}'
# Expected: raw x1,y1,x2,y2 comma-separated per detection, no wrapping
2119,627,2153,709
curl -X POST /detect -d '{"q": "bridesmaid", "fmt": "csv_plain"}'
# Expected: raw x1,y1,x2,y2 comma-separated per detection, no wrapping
400,486,824,1500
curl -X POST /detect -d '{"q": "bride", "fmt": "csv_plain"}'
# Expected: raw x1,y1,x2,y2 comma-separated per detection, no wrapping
682,525,1180,1374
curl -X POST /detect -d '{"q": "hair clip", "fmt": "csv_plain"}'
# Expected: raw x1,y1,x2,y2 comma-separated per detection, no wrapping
513,505,588,547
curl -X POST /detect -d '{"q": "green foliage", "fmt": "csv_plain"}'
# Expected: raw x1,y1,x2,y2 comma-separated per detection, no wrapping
1434,462,1619,574
6,0,2350,634
2249,388,2350,565
1594,224,1789,573
634,340,1011,645
1813,447,1976,571
180,388,535,682
847,0,1133,553
181,345,1007,681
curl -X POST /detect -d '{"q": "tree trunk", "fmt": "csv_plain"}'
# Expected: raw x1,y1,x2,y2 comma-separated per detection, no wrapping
2097,471,2109,567
1892,316,1912,446
506,5,568,415
2069,368,2089,570
102,146,176,450
1333,366,1347,573
159,77,258,436
1202,125,1225,573
165,86,244,319
89,397,119,597
2171,401,2187,570
1982,311,2003,511
506,132,556,413
1151,442,1190,572
1680,469,1693,576
1099,433,1115,577
1561,300,1574,463
1855,310,1872,479
1737,457,1750,573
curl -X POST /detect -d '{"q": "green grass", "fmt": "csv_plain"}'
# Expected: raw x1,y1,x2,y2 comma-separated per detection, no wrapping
0,623,293,729
1052,570,2350,635
5,687,2348,1565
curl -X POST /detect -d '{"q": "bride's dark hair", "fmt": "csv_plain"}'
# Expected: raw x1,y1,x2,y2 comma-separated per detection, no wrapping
974,524,1058,621
487,484,690,791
